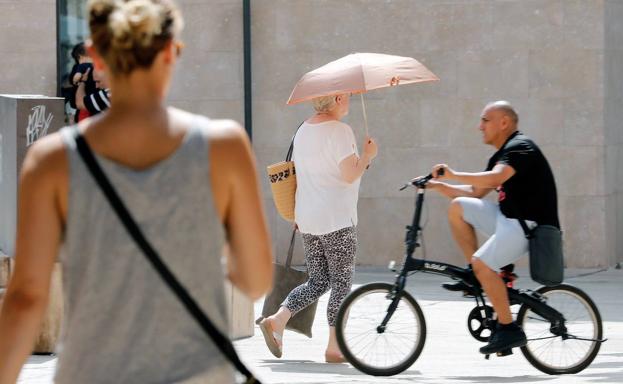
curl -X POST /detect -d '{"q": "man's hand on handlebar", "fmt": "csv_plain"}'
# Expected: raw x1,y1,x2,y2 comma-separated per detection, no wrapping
400,167,444,190
409,175,441,190
432,164,455,180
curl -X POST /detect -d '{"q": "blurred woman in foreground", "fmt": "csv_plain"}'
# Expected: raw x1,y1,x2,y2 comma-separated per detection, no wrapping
0,0,272,382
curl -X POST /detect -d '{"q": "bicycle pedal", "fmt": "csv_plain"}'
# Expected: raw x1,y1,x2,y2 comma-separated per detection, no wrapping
496,349,513,357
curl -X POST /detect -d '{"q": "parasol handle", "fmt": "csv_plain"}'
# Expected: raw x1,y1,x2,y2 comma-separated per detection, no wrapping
360,93,369,137
360,93,371,169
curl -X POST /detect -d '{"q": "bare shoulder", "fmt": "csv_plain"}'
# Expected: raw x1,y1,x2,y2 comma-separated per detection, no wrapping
204,119,254,185
202,118,246,141
167,106,195,125
21,131,68,182
208,120,251,166
167,107,246,141
198,116,254,218
194,116,249,154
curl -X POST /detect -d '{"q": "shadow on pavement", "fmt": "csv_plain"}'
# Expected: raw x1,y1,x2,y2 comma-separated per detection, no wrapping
599,352,623,358
588,360,623,369
444,375,556,383
258,359,422,378
577,370,623,384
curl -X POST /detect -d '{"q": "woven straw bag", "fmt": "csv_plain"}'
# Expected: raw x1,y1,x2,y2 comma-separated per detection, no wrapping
267,161,296,221
267,123,303,222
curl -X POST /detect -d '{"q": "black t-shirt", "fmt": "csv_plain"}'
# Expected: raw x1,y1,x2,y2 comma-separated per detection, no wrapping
68,63,97,108
486,131,560,228
69,63,97,92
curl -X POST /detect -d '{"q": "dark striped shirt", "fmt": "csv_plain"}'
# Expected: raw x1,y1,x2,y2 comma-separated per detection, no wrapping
83,89,110,115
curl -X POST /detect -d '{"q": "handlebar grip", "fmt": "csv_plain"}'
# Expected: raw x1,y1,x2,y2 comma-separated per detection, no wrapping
400,168,444,190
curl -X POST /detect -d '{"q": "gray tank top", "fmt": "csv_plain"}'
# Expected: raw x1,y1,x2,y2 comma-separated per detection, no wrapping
56,117,234,383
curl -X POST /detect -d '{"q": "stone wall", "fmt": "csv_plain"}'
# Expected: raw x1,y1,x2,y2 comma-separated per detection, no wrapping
169,0,245,123
0,0,57,96
0,0,619,268
250,0,618,268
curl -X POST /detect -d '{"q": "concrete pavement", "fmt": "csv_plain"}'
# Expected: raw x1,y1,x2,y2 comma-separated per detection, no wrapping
18,267,623,383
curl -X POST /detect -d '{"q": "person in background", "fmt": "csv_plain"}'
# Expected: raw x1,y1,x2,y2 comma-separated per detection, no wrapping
0,0,272,383
259,93,378,363
76,66,111,116
417,101,560,355
68,42,96,122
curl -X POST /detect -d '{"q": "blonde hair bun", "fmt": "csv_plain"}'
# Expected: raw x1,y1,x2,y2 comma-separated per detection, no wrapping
110,1,163,50
88,0,183,75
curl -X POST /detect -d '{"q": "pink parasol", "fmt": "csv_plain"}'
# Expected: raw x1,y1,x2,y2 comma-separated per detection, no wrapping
287,53,439,135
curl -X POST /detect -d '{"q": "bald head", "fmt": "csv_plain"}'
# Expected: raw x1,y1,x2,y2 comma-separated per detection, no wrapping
483,100,519,127
479,101,521,148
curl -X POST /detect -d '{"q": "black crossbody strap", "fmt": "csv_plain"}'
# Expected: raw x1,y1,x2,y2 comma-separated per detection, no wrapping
284,228,297,268
285,121,304,161
497,133,533,240
504,193,533,239
73,130,259,384
505,194,533,239
516,216,533,239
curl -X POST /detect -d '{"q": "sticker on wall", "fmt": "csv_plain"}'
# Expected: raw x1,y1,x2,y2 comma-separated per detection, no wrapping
26,105,53,147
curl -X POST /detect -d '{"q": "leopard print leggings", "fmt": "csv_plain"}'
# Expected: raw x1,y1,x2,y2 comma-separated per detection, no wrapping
282,226,357,327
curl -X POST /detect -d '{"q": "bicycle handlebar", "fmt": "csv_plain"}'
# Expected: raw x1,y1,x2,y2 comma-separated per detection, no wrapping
399,168,445,190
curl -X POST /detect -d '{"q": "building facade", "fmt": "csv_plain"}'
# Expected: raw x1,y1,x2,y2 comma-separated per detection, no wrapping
0,0,621,268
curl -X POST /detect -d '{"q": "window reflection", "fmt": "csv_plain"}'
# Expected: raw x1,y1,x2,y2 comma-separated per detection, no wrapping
58,0,89,124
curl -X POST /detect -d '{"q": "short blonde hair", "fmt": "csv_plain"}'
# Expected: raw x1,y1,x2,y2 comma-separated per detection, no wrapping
312,95,337,113
88,0,184,75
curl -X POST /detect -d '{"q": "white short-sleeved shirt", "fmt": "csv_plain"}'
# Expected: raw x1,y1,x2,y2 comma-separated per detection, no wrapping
293,120,360,235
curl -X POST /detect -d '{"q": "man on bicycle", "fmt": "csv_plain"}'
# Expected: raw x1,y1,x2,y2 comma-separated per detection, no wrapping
422,100,560,354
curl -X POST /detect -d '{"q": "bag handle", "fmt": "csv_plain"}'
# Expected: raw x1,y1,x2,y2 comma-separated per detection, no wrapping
285,121,304,162
284,228,297,268
72,128,260,384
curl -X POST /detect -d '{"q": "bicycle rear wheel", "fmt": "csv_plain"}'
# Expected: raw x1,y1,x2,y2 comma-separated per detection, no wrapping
335,282,426,376
517,284,602,375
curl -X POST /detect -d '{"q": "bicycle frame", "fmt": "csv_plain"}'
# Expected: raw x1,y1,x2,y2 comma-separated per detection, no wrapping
337,179,606,377
384,184,566,330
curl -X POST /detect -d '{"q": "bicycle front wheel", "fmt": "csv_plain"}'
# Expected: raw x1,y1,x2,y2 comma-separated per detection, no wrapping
517,284,603,375
335,282,426,376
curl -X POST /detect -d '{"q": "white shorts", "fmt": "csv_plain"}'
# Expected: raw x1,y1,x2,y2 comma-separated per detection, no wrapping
456,197,536,271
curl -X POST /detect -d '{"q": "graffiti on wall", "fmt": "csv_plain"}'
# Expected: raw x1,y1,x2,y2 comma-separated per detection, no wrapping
26,105,53,147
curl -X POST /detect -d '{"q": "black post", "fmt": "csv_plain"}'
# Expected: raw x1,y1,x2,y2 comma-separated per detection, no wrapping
55,0,62,98
242,0,252,140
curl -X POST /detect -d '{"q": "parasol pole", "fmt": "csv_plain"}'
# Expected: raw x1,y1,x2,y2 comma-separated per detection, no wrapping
360,93,369,137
